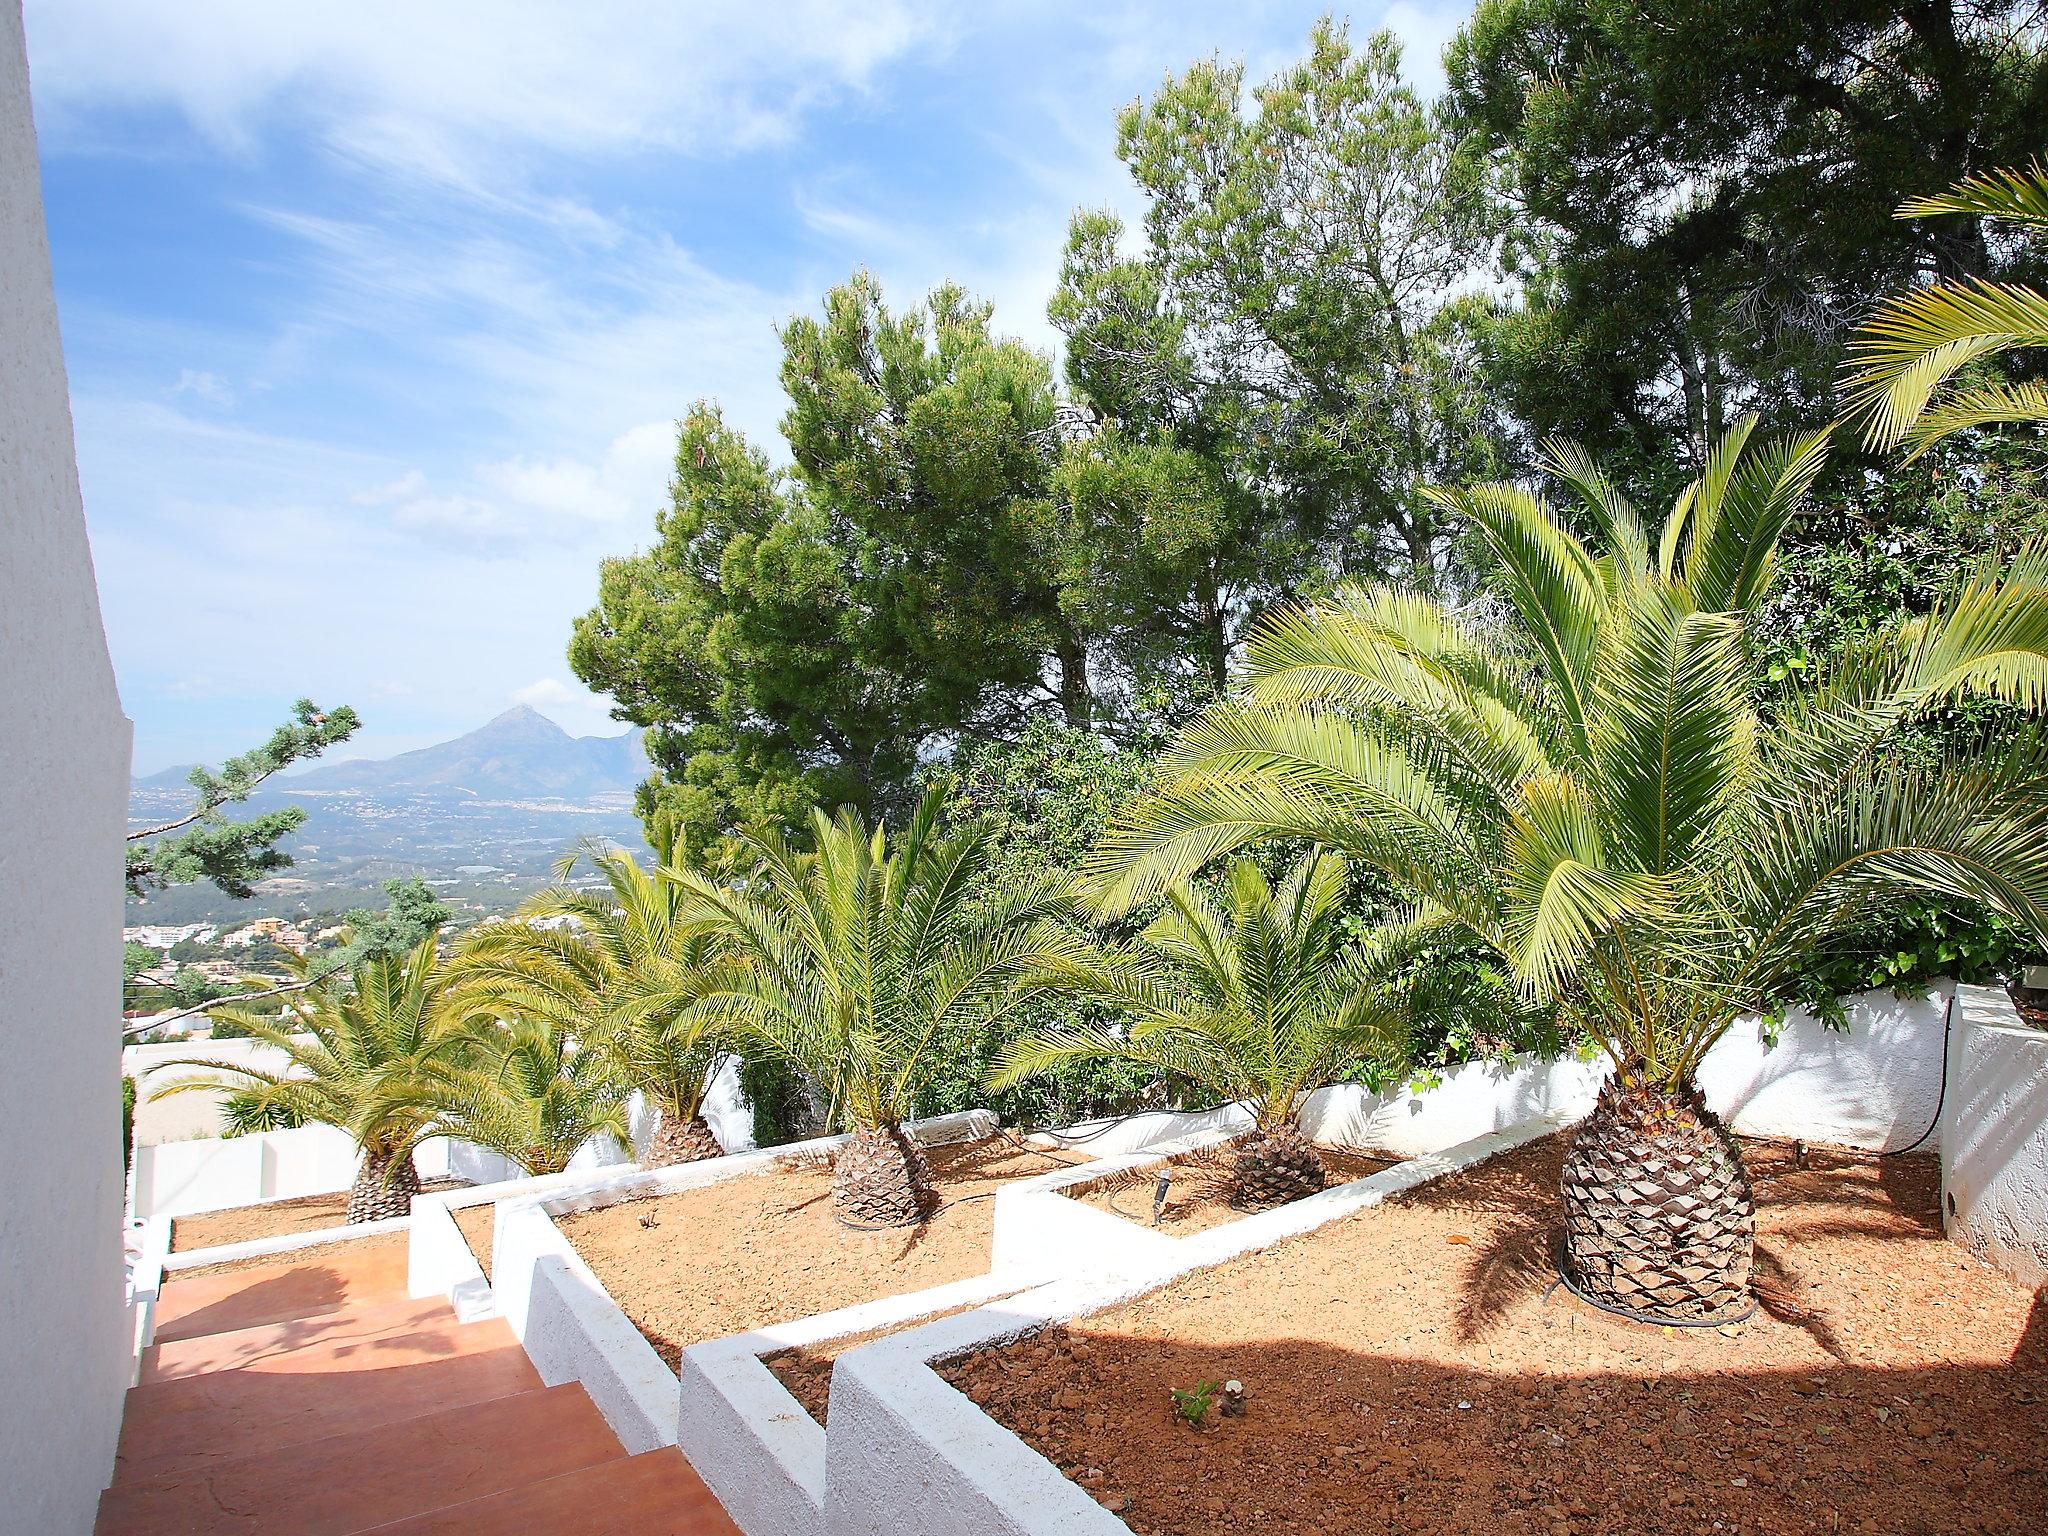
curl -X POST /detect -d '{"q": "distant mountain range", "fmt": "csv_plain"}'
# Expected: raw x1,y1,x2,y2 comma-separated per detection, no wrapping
137,706,646,803
128,707,650,923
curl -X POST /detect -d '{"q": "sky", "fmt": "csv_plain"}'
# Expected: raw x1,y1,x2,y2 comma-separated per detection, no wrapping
26,0,1465,775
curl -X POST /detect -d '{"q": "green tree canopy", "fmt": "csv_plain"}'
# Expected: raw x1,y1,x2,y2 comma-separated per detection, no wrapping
127,699,360,898
571,277,1073,857
1053,19,1502,615
1449,0,2048,463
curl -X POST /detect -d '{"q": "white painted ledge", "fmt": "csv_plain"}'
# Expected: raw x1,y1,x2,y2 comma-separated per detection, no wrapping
820,1113,1575,1536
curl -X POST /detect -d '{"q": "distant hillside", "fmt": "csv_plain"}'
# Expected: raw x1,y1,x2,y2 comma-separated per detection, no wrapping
283,705,645,800
127,706,649,924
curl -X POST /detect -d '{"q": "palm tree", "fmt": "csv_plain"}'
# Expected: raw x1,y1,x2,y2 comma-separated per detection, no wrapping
154,936,468,1222
664,792,1081,1229
447,846,733,1166
431,1012,631,1178
1082,420,2048,1322
1843,160,2048,457
990,852,1412,1207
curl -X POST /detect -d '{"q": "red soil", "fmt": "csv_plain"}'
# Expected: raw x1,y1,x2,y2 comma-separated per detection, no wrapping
942,1136,2047,1536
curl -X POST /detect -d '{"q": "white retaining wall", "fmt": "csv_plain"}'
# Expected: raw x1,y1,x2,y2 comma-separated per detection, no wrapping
488,1111,999,1457
0,5,134,1528
1942,984,2048,1289
128,1057,754,1219
821,1118,1571,1536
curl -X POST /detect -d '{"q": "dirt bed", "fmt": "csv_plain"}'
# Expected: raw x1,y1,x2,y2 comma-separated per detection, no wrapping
169,1178,466,1252
453,1204,495,1279
1064,1142,1401,1235
168,1230,410,1281
765,1292,1030,1425
943,1136,2047,1536
558,1137,1088,1371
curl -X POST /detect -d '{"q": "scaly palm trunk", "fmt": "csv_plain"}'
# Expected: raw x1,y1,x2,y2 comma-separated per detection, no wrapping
832,1125,933,1229
1559,1069,1754,1323
346,1147,421,1224
646,1111,724,1167
1228,1124,1326,1209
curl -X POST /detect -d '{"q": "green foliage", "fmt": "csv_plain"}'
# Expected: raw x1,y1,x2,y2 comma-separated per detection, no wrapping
336,878,453,969
1056,19,1503,596
917,719,1164,1123
430,1014,630,1178
127,700,360,898
737,1055,810,1148
1169,1380,1221,1427
659,792,1084,1134
1448,0,2048,461
571,277,1073,860
991,854,1414,1132
446,844,731,1132
121,1075,136,1172
1845,158,2048,458
1086,422,2048,1089
155,936,468,1157
1771,899,2034,1035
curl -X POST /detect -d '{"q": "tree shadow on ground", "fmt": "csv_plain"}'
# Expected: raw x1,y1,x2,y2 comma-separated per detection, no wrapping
946,1295,2048,1536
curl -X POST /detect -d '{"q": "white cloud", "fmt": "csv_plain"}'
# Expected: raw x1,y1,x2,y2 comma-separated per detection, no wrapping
478,420,676,529
351,469,427,506
171,368,234,406
26,0,941,195
511,677,622,738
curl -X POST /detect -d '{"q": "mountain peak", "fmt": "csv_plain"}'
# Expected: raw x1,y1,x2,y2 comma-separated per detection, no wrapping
487,702,560,728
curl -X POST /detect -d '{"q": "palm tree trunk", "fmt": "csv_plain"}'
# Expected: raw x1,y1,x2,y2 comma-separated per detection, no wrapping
831,1125,933,1229
1559,1068,1754,1323
646,1111,724,1166
1228,1125,1326,1209
346,1147,421,1224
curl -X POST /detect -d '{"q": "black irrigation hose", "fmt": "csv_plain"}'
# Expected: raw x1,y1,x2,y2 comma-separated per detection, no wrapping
1877,986,1955,1159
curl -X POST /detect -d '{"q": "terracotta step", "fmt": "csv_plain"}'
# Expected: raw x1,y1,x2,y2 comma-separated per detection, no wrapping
153,1239,411,1343
356,1449,743,1535
142,1294,461,1383
95,1383,622,1536
113,1328,543,1486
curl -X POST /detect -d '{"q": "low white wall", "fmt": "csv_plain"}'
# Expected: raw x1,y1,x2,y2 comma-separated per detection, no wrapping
127,1057,754,1217
1699,983,1952,1151
123,1037,301,1147
489,1111,1000,1458
821,1117,1570,1536
1942,984,2048,1290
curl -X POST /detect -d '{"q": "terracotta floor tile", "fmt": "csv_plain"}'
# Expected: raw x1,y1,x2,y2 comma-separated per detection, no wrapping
357,1450,743,1535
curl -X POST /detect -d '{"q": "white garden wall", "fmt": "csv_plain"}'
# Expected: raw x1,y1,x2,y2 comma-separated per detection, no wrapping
1941,984,2048,1289
127,1056,755,1220
0,5,133,1528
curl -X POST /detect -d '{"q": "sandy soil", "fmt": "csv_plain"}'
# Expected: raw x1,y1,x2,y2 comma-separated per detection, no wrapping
1064,1142,1402,1236
168,1230,411,1281
169,1178,466,1252
453,1204,495,1280
764,1292,1026,1425
943,1136,2048,1536
558,1137,1089,1370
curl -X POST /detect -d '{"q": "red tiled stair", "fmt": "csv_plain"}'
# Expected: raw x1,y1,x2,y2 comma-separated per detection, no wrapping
100,1243,742,1536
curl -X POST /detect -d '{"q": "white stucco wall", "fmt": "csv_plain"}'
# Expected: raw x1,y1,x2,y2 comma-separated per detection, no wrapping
0,4,133,1527
1941,984,2048,1290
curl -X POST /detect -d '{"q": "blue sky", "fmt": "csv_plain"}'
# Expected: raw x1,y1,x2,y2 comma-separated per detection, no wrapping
26,1,1464,775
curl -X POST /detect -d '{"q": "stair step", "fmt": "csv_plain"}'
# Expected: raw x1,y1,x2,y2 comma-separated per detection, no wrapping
95,1384,622,1536
142,1295,460,1383
356,1450,743,1535
113,1331,543,1486
153,1239,411,1343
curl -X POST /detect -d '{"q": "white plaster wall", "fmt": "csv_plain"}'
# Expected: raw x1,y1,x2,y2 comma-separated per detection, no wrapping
1941,984,2048,1289
1698,984,1952,1152
123,1037,300,1146
0,7,132,1528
